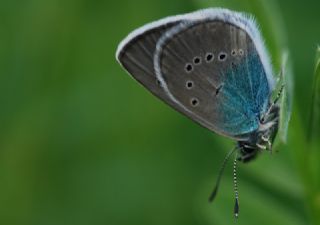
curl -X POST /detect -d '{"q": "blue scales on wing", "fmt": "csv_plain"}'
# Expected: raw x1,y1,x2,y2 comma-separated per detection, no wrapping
216,51,271,136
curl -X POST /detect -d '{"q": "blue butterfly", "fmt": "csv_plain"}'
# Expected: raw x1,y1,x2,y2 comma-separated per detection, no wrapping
116,8,284,218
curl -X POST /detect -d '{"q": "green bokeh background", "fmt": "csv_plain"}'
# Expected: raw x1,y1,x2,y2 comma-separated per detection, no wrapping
1,0,319,225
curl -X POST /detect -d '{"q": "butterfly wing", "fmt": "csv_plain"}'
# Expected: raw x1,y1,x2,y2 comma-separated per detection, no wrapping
116,17,184,110
116,9,275,140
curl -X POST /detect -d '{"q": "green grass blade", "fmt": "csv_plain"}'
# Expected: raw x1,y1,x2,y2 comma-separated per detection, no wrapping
278,50,294,143
308,46,320,143
305,46,320,225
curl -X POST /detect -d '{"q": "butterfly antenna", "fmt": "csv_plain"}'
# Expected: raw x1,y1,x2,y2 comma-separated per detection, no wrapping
233,154,239,218
208,147,238,202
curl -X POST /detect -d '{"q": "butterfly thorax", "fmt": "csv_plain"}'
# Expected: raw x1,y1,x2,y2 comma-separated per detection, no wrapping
237,104,280,163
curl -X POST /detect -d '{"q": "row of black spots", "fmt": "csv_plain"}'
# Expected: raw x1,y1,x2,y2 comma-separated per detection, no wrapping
186,69,199,106
231,49,244,56
184,56,202,73
184,51,229,73
155,79,199,107
218,49,244,60
184,49,245,73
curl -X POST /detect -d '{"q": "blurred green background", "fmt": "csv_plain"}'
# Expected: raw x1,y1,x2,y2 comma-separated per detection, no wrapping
1,0,320,224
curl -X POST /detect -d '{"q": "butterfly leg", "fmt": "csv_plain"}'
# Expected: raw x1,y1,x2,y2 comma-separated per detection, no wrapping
238,150,258,163
267,140,272,153
261,135,272,153
256,143,267,150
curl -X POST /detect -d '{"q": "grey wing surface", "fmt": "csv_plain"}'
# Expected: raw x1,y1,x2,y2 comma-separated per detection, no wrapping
116,18,223,134
154,19,272,139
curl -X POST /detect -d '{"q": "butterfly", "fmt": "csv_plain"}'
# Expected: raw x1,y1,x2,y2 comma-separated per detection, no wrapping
116,8,285,218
